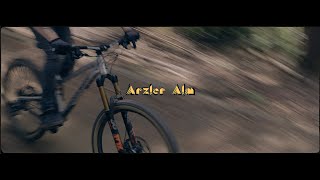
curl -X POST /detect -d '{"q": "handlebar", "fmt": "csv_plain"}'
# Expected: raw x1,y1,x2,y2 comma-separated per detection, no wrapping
52,28,141,57
69,40,122,59
56,35,138,59
72,40,120,52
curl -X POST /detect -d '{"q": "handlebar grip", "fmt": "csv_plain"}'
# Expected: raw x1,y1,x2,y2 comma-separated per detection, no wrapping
75,46,88,49
131,41,136,49
100,45,110,50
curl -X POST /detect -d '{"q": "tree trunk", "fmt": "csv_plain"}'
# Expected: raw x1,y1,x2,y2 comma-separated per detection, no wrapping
304,27,320,73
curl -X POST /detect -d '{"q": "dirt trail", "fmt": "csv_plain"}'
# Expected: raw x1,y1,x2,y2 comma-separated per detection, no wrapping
1,27,319,153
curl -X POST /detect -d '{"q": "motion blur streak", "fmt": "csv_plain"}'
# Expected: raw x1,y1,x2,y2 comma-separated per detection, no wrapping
1,27,319,153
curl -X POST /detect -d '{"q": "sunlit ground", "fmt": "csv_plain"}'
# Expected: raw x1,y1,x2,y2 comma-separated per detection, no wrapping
1,27,318,153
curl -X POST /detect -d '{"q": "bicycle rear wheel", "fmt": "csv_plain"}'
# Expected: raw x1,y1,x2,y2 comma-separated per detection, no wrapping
92,99,180,153
2,59,45,141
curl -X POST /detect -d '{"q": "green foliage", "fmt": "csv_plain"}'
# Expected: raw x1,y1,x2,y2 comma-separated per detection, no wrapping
244,90,266,105
248,27,306,59
179,27,306,59
180,27,251,44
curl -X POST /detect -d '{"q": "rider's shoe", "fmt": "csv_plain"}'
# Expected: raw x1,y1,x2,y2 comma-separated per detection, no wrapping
40,108,64,130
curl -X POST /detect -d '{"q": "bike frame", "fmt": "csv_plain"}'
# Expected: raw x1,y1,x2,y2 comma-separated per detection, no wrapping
17,46,138,153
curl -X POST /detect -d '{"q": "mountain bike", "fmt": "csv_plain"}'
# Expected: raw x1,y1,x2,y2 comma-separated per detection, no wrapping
2,38,180,153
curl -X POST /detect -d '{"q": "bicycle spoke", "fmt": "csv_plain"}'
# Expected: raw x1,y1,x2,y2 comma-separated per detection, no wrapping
123,129,127,143
3,61,46,142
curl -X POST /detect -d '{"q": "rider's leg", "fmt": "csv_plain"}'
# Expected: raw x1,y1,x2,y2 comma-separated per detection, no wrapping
52,27,75,79
31,28,64,129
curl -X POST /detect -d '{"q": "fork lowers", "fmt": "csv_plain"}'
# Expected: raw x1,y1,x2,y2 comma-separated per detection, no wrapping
96,75,109,111
96,74,125,152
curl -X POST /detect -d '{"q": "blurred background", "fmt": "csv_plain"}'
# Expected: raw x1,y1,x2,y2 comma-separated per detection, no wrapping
1,27,319,153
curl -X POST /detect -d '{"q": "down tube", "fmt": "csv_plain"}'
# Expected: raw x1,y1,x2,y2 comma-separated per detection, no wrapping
62,70,99,118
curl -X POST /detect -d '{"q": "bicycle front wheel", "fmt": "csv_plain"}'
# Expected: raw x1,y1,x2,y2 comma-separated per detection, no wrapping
92,99,180,153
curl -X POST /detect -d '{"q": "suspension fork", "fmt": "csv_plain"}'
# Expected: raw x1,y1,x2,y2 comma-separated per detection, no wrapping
96,75,124,153
107,74,138,147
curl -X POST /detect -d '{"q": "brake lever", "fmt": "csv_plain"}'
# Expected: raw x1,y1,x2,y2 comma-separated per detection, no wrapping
72,47,84,59
119,37,138,49
131,41,137,49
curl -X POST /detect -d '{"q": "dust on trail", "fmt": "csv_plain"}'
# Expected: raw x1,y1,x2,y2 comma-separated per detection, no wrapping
1,27,319,153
